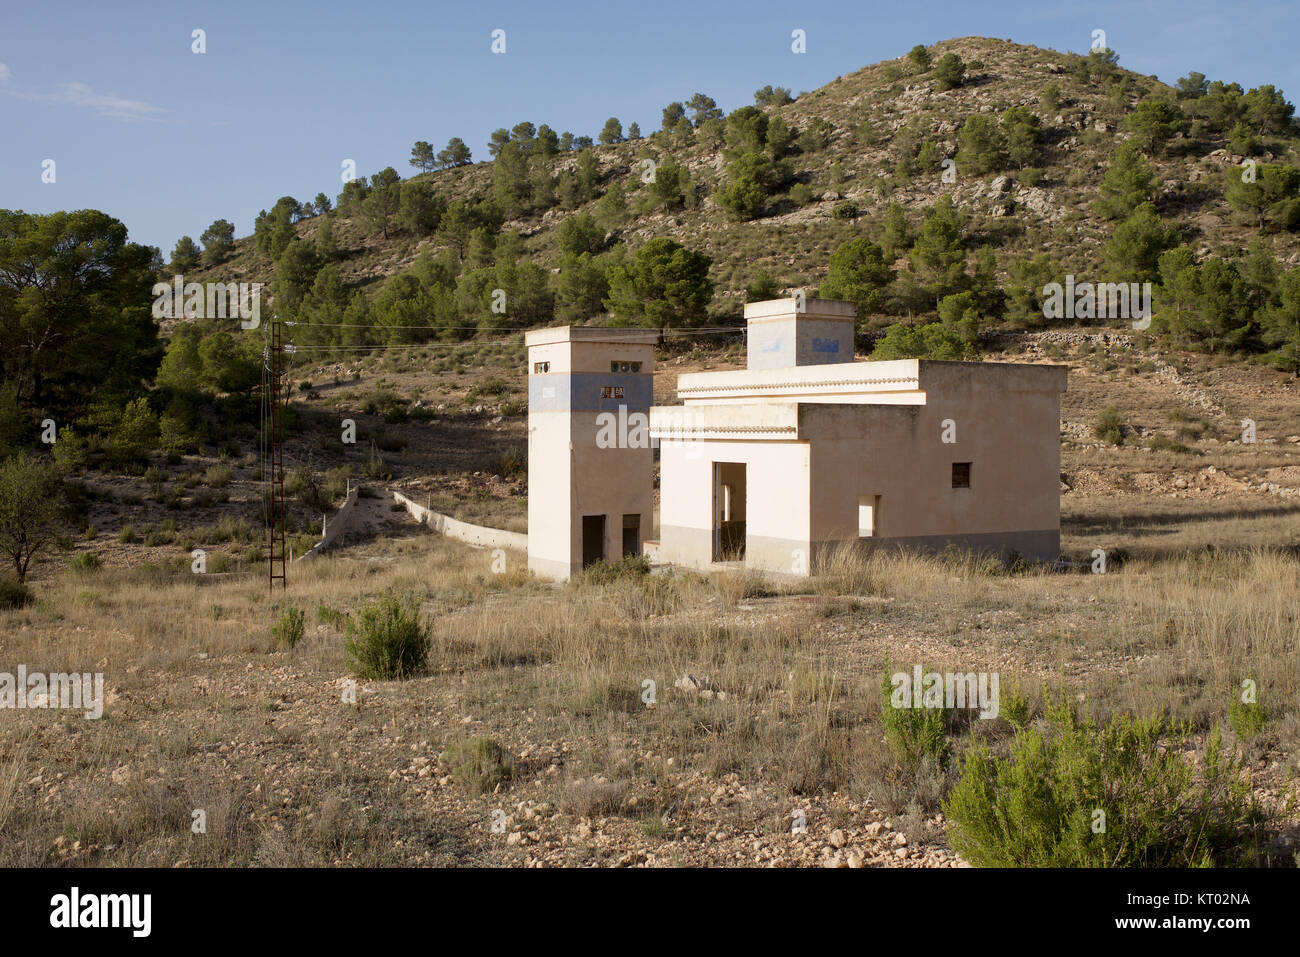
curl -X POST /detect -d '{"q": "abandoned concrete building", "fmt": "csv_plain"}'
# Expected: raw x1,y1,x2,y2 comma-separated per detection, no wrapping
525,299,1068,581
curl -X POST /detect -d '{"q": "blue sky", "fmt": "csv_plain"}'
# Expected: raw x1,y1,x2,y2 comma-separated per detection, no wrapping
3,0,1297,255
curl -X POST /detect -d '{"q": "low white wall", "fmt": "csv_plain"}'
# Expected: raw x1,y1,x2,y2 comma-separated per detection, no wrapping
296,485,359,561
391,490,528,552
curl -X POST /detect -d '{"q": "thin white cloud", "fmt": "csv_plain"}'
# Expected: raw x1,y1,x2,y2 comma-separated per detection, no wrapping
0,76,167,120
53,81,167,120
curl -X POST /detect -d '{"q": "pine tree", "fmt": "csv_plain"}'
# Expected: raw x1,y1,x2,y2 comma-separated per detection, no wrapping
437,137,472,168
908,195,968,304
933,54,965,91
604,237,712,328
199,220,235,266
1103,203,1177,283
1095,144,1156,220
1122,101,1184,155
879,202,912,259
820,239,894,318
599,117,624,145
170,235,201,272
957,115,1004,175
1260,267,1300,372
410,140,436,172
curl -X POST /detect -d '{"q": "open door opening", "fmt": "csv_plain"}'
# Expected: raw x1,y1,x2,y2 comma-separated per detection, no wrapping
582,514,606,567
858,495,880,537
622,513,641,557
712,462,747,562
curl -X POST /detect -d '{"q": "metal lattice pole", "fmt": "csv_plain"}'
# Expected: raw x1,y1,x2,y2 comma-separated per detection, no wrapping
267,315,287,591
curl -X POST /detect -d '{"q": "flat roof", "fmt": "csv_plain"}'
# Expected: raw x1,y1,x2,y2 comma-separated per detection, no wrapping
675,358,1068,399
525,325,661,347
743,297,857,321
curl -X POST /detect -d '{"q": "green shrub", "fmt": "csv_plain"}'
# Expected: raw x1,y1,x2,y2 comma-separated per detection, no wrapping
492,446,526,479
344,594,429,679
788,183,815,206
363,447,392,481
576,553,651,585
68,551,102,573
372,430,407,453
316,603,348,629
52,428,89,472
273,605,305,649
943,701,1263,867
1227,684,1270,740
445,737,515,794
933,53,965,91
1000,679,1031,732
108,397,159,467
468,377,511,400
1147,434,1192,454
287,468,332,512
745,270,783,302
204,464,233,488
1093,407,1126,445
832,201,859,220
1018,166,1045,187
881,668,950,769
0,576,33,609
871,322,979,361
118,524,138,544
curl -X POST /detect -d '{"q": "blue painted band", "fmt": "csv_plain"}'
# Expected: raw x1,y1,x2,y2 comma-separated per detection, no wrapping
529,373,653,412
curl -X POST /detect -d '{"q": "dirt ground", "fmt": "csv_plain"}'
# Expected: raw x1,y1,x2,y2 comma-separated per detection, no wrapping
5,329,1298,867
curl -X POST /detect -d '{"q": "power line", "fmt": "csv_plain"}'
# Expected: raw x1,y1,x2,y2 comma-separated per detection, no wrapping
284,320,747,337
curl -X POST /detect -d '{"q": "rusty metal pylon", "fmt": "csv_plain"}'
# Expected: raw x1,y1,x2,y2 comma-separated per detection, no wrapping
267,315,287,591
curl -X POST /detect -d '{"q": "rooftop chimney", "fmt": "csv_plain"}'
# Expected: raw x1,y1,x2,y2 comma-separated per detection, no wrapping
744,298,856,371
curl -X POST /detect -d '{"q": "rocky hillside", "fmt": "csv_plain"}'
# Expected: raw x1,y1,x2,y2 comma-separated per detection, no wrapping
192,36,1300,322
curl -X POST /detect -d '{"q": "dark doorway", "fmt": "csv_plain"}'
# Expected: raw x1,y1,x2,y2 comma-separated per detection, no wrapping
582,514,606,567
622,514,641,557
712,462,747,562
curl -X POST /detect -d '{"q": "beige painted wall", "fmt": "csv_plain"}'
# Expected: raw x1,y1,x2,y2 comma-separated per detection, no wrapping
526,327,657,580
654,361,1067,572
802,379,1061,560
527,410,573,579
656,436,811,575
528,311,1066,579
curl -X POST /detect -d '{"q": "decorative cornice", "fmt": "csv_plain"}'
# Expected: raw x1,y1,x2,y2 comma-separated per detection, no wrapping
650,425,798,436
676,376,919,395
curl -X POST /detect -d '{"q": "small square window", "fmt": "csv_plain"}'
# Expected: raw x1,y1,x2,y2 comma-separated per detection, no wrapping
952,463,971,489
533,361,550,374
858,495,879,537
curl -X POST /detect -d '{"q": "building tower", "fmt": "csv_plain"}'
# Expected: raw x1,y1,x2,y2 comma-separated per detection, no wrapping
525,326,658,581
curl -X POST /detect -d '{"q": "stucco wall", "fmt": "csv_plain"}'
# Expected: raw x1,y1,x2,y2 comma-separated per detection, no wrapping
525,328,657,580
392,490,528,552
656,436,811,575
802,381,1061,562
654,360,1067,572
295,485,359,561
